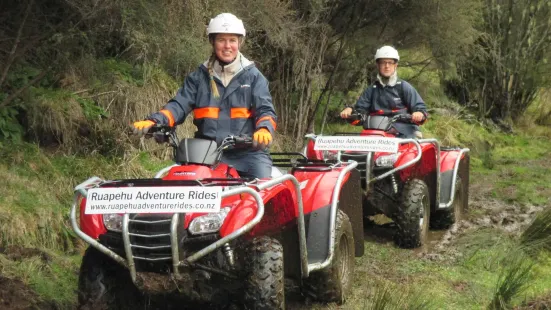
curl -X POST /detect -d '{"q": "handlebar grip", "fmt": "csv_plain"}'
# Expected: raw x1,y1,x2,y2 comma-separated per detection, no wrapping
397,114,413,122
345,112,365,125
233,135,253,147
144,125,173,138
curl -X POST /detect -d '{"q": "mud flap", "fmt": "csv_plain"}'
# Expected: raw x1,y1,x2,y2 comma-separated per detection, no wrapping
440,170,454,205
459,153,470,207
440,153,470,206
305,169,364,265
338,169,364,257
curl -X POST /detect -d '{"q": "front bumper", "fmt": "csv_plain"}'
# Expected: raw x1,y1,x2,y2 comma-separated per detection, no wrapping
71,177,266,284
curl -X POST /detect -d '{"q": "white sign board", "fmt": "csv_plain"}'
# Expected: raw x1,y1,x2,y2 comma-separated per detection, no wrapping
84,186,222,214
314,136,399,153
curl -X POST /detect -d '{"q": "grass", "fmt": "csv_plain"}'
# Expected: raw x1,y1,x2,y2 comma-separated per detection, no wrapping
2,103,551,308
520,207,551,255
0,250,80,308
0,140,175,308
0,141,173,251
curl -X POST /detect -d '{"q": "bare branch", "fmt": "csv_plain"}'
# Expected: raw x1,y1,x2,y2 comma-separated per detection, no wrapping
0,0,33,89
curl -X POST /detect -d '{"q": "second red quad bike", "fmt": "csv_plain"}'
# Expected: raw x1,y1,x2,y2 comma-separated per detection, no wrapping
71,125,364,309
303,112,470,249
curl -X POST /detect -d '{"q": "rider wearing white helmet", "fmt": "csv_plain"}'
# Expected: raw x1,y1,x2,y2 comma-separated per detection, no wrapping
340,45,428,138
132,13,277,179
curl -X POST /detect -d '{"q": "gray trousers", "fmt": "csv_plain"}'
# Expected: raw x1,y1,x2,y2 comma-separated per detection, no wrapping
221,149,273,179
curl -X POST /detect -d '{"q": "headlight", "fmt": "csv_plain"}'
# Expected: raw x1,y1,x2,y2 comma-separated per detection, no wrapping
375,154,399,167
103,214,123,232
188,207,231,235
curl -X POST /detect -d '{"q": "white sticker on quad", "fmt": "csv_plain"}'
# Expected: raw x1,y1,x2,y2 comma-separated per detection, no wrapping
314,136,399,153
84,186,222,214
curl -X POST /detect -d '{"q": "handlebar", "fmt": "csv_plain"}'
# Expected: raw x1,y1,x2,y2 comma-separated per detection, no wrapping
145,124,173,135
346,112,366,124
140,123,254,151
218,135,253,151
345,111,419,125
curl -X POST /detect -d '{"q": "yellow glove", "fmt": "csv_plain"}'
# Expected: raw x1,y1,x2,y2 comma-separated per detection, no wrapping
132,120,156,137
253,128,272,149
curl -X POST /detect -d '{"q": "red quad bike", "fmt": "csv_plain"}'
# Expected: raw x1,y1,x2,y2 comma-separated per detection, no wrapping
71,125,365,309
303,112,470,249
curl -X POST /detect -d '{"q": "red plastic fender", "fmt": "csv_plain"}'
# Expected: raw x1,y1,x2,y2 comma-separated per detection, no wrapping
220,181,297,237
219,183,298,238
295,167,352,213
440,150,466,173
79,197,107,239
291,172,325,214
219,200,257,238
394,142,437,181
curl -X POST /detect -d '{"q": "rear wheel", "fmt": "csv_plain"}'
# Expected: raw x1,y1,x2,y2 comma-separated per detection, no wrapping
431,176,465,229
78,247,144,309
243,236,285,310
305,210,355,304
393,179,430,249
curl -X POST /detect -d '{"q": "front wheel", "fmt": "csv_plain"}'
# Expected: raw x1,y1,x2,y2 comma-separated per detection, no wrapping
78,247,144,309
243,236,285,310
393,179,430,249
304,210,355,304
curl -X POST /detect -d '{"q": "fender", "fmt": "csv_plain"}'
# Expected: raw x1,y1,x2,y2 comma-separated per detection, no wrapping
219,184,298,238
292,172,324,214
440,149,468,173
440,150,470,205
333,168,364,256
297,167,364,264
395,142,437,181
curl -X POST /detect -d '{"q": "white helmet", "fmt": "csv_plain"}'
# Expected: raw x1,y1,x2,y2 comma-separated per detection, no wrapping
206,13,246,37
374,46,399,62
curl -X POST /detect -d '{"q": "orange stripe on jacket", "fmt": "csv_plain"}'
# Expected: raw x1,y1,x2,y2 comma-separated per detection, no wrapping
194,107,220,119
160,109,175,127
256,116,277,130
230,108,252,118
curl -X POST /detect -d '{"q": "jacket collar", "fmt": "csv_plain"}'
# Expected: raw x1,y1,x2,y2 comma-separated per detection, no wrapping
201,52,254,77
377,71,398,87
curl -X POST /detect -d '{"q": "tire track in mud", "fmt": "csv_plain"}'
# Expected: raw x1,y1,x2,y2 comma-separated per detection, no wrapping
419,193,545,262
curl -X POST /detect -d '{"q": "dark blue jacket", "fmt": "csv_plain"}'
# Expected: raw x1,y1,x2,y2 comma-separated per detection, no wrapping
354,79,427,137
148,63,277,146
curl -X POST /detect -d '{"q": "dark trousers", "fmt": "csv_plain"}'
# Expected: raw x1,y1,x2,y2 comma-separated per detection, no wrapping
220,149,273,179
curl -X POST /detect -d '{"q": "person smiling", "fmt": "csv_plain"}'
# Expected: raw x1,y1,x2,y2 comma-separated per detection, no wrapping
132,13,277,179
340,46,428,138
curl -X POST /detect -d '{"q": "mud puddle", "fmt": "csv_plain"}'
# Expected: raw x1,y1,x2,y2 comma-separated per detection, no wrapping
419,197,545,261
